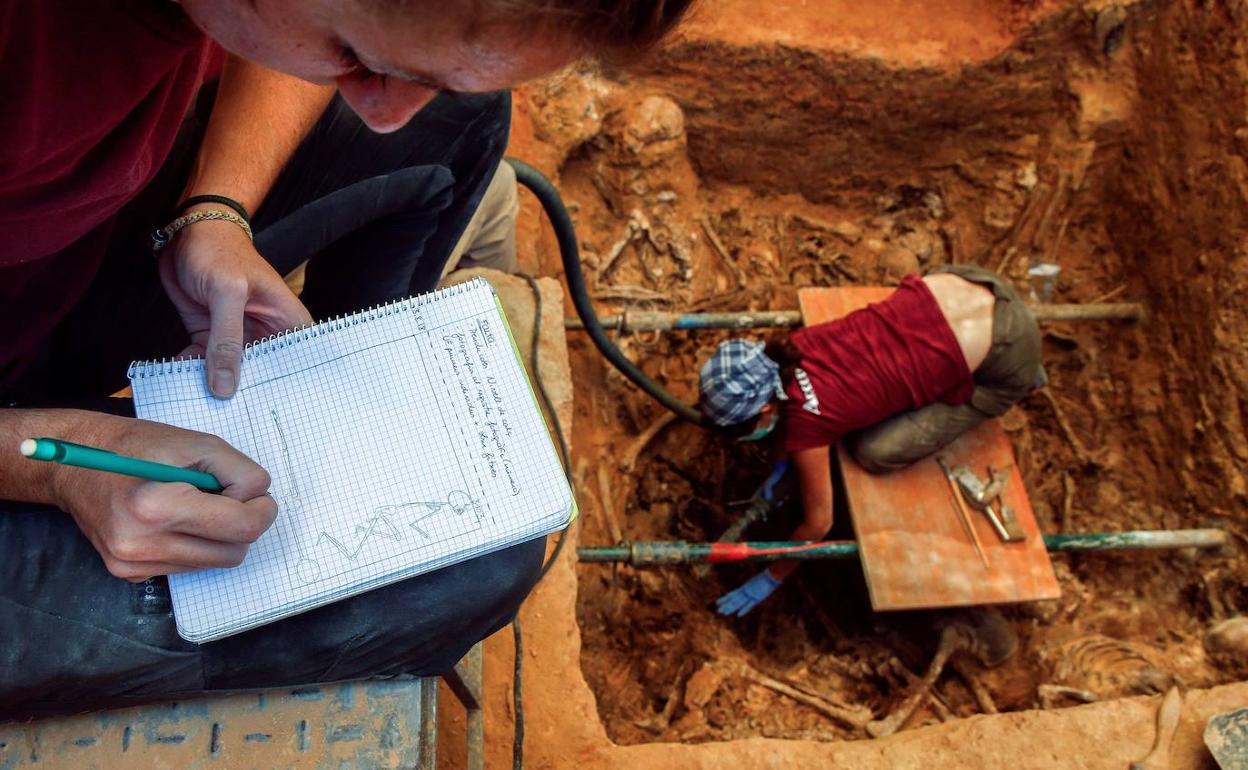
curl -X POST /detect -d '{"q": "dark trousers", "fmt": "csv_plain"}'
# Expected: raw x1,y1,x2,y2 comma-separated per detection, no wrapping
1,90,544,718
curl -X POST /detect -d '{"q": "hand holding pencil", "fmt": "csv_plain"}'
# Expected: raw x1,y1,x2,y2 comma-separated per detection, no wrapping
22,413,276,581
22,437,225,491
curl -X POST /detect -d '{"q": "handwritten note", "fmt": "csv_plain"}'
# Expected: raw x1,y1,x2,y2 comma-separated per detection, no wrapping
442,318,521,496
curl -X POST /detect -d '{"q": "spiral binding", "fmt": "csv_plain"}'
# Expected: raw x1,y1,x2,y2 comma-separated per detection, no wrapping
127,278,490,379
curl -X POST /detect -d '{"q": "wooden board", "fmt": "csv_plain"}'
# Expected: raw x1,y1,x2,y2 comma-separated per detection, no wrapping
798,287,1060,611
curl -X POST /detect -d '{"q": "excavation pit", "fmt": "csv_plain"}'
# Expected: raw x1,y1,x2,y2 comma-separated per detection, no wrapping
504,0,1248,747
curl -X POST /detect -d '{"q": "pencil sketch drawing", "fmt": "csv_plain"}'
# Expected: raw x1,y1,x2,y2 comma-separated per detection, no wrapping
270,408,322,583
392,491,482,538
317,510,403,561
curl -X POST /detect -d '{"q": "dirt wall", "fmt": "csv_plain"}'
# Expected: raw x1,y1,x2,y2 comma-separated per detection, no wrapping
1105,0,1248,513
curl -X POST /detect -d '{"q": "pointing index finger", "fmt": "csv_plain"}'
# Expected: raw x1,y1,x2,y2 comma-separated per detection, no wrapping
205,280,248,399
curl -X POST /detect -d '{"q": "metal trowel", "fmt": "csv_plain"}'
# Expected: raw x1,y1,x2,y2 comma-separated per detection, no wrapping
952,465,1027,542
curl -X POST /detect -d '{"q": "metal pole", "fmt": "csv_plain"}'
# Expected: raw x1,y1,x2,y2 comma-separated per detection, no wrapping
717,497,773,545
717,461,793,545
567,303,1146,333
577,529,1226,566
418,677,440,770
1044,530,1226,551
1031,303,1146,322
569,310,803,332
444,643,484,770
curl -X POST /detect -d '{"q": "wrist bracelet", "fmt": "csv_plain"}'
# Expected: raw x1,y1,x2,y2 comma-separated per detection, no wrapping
151,209,254,252
177,194,251,223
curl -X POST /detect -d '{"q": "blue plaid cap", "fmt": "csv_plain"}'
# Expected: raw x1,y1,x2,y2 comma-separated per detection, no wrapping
699,339,781,426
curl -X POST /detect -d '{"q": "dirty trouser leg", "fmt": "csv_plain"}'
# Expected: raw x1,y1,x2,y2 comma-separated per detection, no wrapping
849,401,994,473
1,92,544,717
440,160,520,281
849,265,1046,473
0,496,542,718
0,397,545,718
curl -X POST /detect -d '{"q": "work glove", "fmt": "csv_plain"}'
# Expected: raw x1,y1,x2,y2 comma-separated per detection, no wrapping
759,459,791,502
715,569,783,617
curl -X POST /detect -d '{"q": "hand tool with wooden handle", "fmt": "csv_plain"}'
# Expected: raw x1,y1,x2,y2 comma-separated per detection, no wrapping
936,457,989,566
954,465,1027,542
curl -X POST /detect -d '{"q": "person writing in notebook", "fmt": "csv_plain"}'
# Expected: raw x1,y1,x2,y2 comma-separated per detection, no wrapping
0,0,692,716
701,265,1047,617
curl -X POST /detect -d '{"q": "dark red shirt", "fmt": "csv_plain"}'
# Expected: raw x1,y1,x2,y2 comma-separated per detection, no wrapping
0,1,219,389
782,275,975,453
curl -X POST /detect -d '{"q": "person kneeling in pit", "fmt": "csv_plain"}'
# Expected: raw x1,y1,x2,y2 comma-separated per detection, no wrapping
701,265,1047,617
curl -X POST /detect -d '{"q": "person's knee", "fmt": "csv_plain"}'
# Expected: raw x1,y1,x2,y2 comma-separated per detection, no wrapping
494,157,517,204
424,537,543,620
335,537,545,676
976,294,1044,401
849,422,925,474
850,436,912,474
479,536,545,611
440,162,520,278
849,402,990,473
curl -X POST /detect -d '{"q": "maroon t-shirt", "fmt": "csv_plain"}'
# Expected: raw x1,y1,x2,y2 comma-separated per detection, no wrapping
0,1,219,389
781,274,975,453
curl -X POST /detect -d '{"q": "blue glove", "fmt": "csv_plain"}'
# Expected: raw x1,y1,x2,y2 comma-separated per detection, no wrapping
759,459,791,502
716,569,783,617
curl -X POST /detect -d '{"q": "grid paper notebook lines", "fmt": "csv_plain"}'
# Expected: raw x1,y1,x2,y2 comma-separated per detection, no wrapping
128,278,574,643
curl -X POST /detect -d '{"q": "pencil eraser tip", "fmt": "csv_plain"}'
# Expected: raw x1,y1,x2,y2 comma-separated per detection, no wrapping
19,439,36,457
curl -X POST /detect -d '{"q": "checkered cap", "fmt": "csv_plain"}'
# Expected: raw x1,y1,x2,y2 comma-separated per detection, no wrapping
699,339,781,426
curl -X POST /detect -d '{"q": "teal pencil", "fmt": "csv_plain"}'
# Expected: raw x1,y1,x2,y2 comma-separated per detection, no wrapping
20,437,223,492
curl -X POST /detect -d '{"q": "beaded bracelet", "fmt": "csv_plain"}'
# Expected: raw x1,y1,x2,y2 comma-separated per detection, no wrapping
176,194,251,223
151,209,254,252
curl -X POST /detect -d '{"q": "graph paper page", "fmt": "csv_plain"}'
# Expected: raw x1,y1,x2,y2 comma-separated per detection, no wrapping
130,279,573,642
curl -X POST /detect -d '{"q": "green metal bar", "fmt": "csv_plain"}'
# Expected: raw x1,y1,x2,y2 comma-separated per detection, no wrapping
578,541,855,566
568,310,803,332
566,303,1146,333
576,529,1227,566
1043,530,1226,551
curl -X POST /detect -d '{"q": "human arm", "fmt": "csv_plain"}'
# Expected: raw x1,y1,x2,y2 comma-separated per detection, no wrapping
768,445,835,581
160,55,334,397
716,446,835,616
0,408,277,580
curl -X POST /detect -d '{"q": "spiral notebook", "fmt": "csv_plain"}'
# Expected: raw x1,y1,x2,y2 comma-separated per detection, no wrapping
129,278,575,643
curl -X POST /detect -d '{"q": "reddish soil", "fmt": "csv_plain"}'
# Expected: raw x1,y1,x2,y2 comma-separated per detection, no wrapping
505,0,1248,750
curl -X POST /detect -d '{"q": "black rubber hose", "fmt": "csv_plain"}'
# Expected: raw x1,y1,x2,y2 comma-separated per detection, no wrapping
512,617,524,770
505,158,707,426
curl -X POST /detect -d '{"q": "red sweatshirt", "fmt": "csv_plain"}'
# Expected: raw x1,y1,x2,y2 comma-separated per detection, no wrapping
0,1,219,389
781,274,975,453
